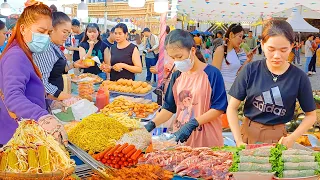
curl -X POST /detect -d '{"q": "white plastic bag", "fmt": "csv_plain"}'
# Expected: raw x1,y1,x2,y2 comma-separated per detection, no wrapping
71,99,98,120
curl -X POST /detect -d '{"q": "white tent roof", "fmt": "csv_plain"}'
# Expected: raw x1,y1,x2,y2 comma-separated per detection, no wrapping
177,0,320,23
273,5,320,19
286,11,319,32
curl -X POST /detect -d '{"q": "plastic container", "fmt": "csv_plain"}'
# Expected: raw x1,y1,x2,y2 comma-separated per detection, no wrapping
78,82,94,102
96,89,107,111
71,99,98,120
274,175,320,180
232,172,274,180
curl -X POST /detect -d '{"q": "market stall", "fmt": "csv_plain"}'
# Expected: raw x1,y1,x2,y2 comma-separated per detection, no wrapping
2,72,320,180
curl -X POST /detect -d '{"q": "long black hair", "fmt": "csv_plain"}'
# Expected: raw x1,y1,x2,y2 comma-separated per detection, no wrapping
82,23,102,43
224,23,244,65
165,29,205,63
52,12,71,28
114,23,129,34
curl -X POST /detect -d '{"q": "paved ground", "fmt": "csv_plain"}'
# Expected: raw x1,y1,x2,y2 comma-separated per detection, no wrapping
135,53,320,90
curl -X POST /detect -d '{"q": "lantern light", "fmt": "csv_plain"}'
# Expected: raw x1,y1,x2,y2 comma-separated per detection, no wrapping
77,0,88,20
1,0,11,16
154,0,168,13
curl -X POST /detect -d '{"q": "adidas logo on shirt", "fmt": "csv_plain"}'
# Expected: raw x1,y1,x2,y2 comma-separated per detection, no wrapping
253,86,286,116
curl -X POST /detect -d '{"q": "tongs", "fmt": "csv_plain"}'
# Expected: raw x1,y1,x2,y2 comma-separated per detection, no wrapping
66,142,114,179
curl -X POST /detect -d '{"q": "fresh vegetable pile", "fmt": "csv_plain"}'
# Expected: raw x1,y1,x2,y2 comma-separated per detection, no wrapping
230,145,275,173
139,146,233,179
117,129,152,150
277,149,320,178
67,114,129,153
92,143,143,169
0,120,75,174
230,144,320,178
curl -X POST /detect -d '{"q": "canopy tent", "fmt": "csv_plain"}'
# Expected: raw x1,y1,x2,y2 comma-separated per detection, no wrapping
190,29,201,34
273,5,320,19
286,11,319,33
177,0,320,23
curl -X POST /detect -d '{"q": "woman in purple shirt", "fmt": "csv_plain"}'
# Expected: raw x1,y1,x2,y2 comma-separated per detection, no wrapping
0,1,67,146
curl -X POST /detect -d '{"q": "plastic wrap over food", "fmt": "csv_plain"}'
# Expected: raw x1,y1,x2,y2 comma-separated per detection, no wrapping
239,156,269,164
282,149,313,156
239,147,271,157
238,163,272,171
282,155,315,162
283,170,315,178
152,133,183,151
283,162,318,170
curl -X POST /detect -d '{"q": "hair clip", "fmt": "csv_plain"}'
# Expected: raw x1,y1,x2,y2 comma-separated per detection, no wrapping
24,0,41,8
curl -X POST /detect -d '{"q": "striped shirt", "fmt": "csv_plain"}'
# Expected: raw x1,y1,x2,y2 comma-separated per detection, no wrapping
237,48,248,65
33,42,67,97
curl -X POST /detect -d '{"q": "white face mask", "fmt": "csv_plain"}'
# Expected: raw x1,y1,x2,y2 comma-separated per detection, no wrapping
174,50,194,72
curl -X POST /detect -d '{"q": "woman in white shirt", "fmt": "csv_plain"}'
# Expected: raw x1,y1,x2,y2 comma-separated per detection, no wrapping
212,24,253,94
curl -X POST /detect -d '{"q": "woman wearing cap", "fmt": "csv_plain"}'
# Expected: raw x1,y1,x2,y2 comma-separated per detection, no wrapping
0,1,68,146
227,20,316,148
102,23,142,81
79,23,109,79
33,12,88,101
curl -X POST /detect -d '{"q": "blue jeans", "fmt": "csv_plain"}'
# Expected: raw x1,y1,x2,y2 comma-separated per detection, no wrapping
305,57,312,72
145,57,158,82
98,72,107,80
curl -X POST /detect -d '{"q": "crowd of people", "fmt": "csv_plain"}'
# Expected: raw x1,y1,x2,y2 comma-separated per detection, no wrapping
0,1,318,150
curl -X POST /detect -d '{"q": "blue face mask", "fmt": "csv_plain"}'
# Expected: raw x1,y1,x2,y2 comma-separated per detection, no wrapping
174,51,194,72
27,32,50,53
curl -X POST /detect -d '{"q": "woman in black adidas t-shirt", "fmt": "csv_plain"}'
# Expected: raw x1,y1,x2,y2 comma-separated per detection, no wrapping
227,20,316,148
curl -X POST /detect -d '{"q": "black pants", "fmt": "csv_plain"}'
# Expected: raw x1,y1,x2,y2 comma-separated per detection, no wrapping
258,46,262,54
308,55,317,72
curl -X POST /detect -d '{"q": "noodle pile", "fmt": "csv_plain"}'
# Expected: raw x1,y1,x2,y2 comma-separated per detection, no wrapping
68,114,129,153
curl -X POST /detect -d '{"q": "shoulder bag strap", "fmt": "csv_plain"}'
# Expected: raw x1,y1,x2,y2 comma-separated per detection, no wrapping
165,64,175,80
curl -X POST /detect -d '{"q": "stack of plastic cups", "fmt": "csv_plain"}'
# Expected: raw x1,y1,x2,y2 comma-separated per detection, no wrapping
78,81,94,102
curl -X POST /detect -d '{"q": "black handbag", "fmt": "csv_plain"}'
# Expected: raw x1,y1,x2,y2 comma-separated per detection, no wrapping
153,64,175,105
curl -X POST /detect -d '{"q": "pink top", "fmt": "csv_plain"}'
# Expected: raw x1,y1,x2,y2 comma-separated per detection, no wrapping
163,64,228,148
204,49,210,55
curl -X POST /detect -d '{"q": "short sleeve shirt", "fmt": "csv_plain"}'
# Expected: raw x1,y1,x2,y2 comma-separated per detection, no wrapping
194,37,202,46
229,60,315,125
163,64,228,148
305,40,313,57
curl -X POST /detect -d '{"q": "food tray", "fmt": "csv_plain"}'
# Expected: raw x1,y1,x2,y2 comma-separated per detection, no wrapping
274,175,320,180
71,79,102,85
232,172,274,180
0,167,75,180
173,175,197,180
109,87,156,97
133,106,160,120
